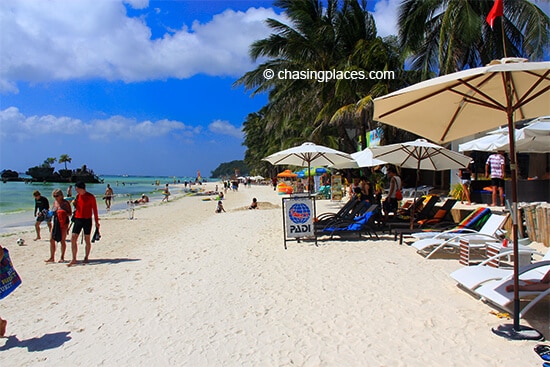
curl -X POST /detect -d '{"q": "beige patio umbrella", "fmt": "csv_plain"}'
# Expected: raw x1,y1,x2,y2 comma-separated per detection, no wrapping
374,57,550,340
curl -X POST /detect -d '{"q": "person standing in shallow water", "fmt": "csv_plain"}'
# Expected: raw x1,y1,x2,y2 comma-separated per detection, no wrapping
68,182,99,267
104,184,114,210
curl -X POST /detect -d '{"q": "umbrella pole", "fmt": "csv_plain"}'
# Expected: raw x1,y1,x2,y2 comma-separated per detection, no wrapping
410,161,421,230
491,78,542,341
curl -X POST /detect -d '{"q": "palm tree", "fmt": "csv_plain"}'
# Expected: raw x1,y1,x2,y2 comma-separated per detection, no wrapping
398,0,550,79
237,0,407,158
42,157,56,168
59,154,72,170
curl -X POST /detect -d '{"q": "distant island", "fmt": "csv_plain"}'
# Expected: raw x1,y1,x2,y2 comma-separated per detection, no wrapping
1,155,103,183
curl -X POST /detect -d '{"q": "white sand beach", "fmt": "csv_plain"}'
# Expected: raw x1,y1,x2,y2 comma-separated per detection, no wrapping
1,183,548,366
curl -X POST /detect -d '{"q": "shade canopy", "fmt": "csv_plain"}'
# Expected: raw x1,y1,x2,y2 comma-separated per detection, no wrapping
277,170,297,178
263,142,354,168
458,130,518,152
371,139,471,171
374,58,550,144
459,117,550,153
500,118,550,153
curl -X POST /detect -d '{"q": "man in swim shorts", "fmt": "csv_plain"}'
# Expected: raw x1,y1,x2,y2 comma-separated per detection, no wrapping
33,190,52,240
69,181,99,266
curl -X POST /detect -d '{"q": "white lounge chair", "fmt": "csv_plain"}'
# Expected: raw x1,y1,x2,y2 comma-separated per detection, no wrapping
475,262,550,318
411,214,508,259
450,250,550,292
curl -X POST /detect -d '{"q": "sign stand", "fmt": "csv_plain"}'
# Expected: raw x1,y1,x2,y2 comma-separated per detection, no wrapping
282,194,317,249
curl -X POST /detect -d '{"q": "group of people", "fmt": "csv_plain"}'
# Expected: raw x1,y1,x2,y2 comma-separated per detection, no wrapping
33,181,100,267
347,167,401,223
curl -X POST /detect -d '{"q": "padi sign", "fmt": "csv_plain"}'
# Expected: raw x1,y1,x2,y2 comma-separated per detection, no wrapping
284,198,314,238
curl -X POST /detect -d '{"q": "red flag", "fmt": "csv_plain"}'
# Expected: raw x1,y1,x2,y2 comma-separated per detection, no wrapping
486,0,504,28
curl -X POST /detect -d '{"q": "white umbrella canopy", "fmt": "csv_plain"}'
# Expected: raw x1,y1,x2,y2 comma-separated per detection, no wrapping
263,142,355,192
460,118,550,153
371,139,472,171
500,119,550,153
458,130,519,152
373,58,550,340
329,148,387,169
351,149,387,168
263,142,354,168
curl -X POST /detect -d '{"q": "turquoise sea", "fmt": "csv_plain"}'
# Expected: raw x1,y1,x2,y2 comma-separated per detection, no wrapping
0,175,207,233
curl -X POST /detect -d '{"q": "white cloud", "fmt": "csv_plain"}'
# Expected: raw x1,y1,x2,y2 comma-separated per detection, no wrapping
0,106,201,141
0,0,283,92
208,119,243,139
371,0,400,37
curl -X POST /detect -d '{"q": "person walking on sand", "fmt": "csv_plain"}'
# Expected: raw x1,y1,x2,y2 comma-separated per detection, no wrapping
104,184,114,210
46,189,72,263
68,182,99,267
486,150,506,206
33,190,52,241
162,184,170,202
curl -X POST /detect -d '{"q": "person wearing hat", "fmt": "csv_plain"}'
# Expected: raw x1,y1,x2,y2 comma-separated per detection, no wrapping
68,181,99,266
485,150,506,206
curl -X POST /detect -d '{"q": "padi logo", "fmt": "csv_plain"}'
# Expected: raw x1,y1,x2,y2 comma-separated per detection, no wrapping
288,203,311,224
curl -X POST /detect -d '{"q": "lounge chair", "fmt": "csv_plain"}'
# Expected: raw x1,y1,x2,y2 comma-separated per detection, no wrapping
397,195,426,217
315,196,360,225
474,261,550,318
319,205,380,240
411,214,509,259
314,185,331,199
389,198,457,242
450,249,549,292
411,207,491,240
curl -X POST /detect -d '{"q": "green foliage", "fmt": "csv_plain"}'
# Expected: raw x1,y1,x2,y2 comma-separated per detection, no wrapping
398,0,550,78
236,0,409,165
58,154,72,170
211,160,250,179
450,183,464,200
42,157,57,168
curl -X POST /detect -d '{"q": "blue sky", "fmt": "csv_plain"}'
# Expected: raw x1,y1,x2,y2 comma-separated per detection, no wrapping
1,0,549,177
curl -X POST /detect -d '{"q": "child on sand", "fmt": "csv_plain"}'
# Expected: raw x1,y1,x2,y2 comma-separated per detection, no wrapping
215,201,225,213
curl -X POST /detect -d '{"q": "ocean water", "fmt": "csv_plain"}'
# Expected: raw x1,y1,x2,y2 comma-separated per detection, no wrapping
0,175,207,233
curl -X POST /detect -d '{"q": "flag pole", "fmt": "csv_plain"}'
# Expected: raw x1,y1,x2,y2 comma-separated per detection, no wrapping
500,15,507,58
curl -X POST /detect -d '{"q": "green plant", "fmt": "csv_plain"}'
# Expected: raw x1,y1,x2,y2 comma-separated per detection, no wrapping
450,183,464,200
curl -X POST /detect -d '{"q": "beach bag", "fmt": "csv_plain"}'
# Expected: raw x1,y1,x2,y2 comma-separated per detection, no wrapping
396,190,403,200
0,247,22,300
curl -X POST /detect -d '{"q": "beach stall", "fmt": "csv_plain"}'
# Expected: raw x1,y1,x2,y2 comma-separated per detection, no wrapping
276,170,297,194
